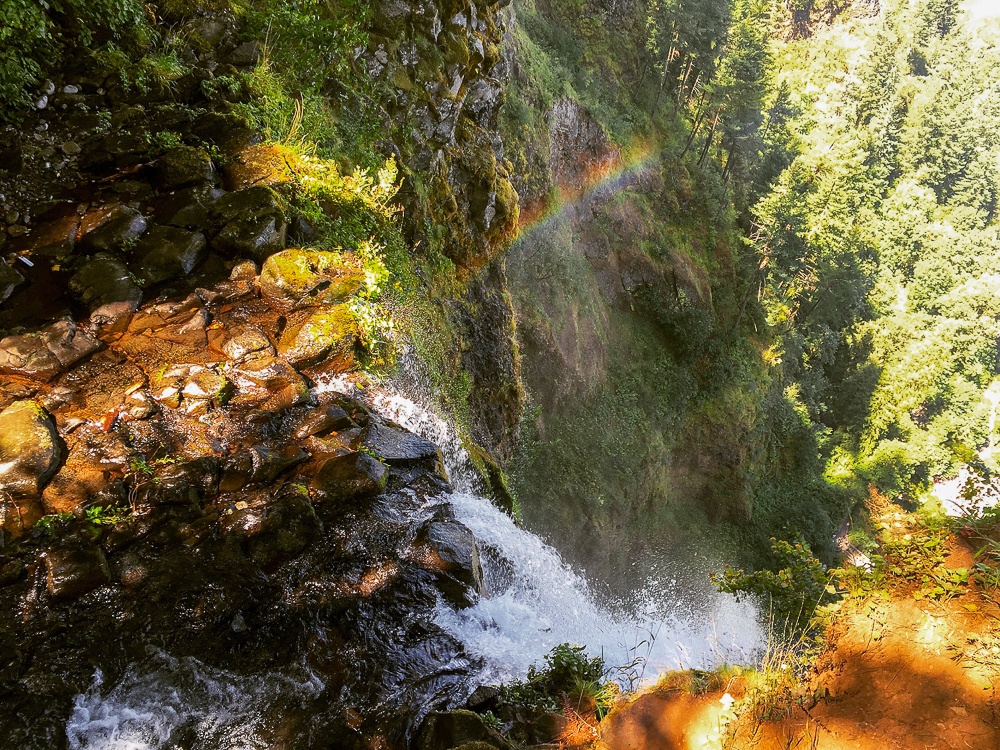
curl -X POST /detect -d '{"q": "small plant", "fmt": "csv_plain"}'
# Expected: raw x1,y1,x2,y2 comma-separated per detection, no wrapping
712,536,833,632
33,512,75,539
85,505,130,527
501,643,613,719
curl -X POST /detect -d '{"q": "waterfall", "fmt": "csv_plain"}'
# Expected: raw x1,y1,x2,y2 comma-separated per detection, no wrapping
323,373,765,685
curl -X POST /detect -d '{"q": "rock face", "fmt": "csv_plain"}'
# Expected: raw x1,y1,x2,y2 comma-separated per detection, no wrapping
311,451,389,503
366,0,519,273
0,401,62,497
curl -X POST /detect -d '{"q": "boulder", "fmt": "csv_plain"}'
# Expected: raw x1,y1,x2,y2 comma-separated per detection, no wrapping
244,486,321,567
294,404,353,439
212,214,286,262
43,543,110,600
79,205,148,253
0,319,100,381
311,452,388,504
412,520,485,603
0,259,24,303
277,306,359,367
90,301,137,337
229,355,312,409
155,145,216,190
220,325,274,362
0,401,62,497
133,225,207,285
363,422,441,465
259,249,364,310
69,253,143,310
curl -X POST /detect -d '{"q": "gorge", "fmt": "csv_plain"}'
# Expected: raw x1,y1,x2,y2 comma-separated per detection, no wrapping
1,0,999,748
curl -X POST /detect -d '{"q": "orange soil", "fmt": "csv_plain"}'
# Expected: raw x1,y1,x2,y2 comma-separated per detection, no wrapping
598,544,1000,750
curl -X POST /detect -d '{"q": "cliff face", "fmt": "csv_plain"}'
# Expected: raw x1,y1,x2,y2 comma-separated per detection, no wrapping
366,0,519,274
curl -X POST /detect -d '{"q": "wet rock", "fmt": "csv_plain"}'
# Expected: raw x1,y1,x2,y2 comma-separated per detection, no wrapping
412,520,484,603
219,451,255,493
0,557,24,587
90,301,137,337
259,249,364,310
133,225,208,285
213,213,286,262
311,452,388,504
155,457,221,502
69,253,143,310
277,306,359,367
42,319,101,368
244,486,321,567
219,325,273,362
156,145,216,190
44,543,111,600
0,319,100,381
10,209,79,256
229,355,312,409
294,405,353,439
417,710,503,750
250,445,309,484
79,205,148,253
0,401,63,497
363,422,441,466
151,364,232,412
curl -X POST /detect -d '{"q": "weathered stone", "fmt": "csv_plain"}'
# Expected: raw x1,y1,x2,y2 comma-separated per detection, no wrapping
229,355,312,409
69,253,143,310
152,364,232,412
311,452,388,504
220,325,274,362
44,543,110,600
417,711,502,750
259,249,364,310
90,301,137,337
277,306,359,367
0,333,61,380
191,112,259,156
363,422,441,465
156,457,220,500
0,401,62,497
0,259,23,303
41,319,101,368
0,319,100,381
212,186,285,226
213,214,286,262
294,405,353,439
156,145,216,190
42,460,110,514
79,205,148,253
222,144,297,191
219,451,254,493
133,225,207,285
244,486,321,567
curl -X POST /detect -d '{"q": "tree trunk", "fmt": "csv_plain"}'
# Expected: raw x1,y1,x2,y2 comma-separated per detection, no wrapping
697,110,721,167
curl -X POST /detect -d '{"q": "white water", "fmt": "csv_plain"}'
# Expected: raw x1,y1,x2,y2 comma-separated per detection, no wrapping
66,653,323,750
321,374,764,685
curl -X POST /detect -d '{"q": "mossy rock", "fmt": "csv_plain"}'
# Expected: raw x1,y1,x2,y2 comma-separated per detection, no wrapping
277,305,360,367
259,249,364,310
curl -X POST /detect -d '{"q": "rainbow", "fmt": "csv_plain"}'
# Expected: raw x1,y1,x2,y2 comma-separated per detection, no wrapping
515,140,660,239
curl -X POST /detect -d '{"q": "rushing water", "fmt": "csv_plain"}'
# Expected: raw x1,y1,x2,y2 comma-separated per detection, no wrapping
65,372,762,749
329,373,764,684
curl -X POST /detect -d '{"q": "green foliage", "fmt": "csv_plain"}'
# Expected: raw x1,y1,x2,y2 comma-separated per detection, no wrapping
85,505,130,526
0,0,149,112
501,643,613,719
713,536,833,631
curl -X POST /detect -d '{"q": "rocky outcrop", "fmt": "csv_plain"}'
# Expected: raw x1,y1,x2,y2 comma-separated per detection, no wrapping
366,0,519,274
